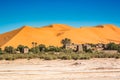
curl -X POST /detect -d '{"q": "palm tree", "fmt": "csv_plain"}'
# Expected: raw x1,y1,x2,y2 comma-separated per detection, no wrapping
35,42,37,47
31,42,38,53
61,38,71,48
32,42,35,48
32,42,35,53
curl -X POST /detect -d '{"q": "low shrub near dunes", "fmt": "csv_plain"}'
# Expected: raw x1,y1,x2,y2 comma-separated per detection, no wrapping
0,52,120,61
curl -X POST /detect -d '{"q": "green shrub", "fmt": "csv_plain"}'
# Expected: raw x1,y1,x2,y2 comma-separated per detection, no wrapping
61,55,71,60
79,55,90,60
71,54,79,60
0,51,120,61
0,56,4,60
44,55,53,60
5,57,12,60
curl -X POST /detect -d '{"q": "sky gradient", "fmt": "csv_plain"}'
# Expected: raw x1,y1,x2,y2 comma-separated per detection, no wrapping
0,0,120,33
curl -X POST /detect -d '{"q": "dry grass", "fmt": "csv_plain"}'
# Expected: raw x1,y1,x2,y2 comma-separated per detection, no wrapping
0,52,120,61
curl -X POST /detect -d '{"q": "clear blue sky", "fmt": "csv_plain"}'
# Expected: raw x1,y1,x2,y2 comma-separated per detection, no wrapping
0,0,120,33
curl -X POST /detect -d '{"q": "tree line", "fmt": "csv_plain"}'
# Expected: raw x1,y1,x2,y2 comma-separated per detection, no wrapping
0,38,120,54
0,38,71,54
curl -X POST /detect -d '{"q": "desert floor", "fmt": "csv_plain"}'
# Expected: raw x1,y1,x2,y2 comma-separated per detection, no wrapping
0,58,120,80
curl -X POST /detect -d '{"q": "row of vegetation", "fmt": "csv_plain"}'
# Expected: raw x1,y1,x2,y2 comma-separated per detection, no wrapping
0,52,120,61
1,44,62,54
0,38,72,54
0,38,120,60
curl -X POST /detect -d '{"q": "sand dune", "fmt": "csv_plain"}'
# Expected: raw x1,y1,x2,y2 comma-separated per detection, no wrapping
0,24,120,48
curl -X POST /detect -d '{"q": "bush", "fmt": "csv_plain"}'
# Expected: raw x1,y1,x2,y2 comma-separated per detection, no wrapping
106,42,119,50
44,55,53,60
0,56,4,60
0,51,120,61
60,54,72,60
5,57,11,60
71,54,79,60
85,49,93,53
79,54,90,60
72,55,79,60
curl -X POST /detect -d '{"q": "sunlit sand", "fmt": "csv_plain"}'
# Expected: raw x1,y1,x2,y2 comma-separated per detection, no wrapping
0,58,120,80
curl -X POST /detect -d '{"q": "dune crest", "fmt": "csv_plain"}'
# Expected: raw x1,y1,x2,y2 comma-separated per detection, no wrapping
0,24,120,49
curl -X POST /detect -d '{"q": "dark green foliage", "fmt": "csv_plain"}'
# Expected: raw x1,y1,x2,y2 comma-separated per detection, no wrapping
17,45,29,53
60,54,71,60
105,42,120,53
61,38,71,48
31,42,38,53
0,48,3,54
30,46,40,53
117,46,120,53
47,46,61,52
88,43,96,47
17,45,24,53
34,46,40,53
85,49,93,53
30,44,61,53
106,42,119,50
38,44,46,52
71,53,79,60
4,46,14,53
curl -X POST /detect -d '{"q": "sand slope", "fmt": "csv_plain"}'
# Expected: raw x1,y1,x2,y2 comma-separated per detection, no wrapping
0,24,120,48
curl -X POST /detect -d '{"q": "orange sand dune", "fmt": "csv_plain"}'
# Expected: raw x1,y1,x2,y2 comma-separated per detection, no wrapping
0,24,120,49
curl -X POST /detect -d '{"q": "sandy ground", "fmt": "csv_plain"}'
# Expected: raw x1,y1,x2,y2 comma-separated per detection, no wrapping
0,58,120,80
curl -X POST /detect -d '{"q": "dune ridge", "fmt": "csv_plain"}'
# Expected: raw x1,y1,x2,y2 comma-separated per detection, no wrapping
0,24,120,49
